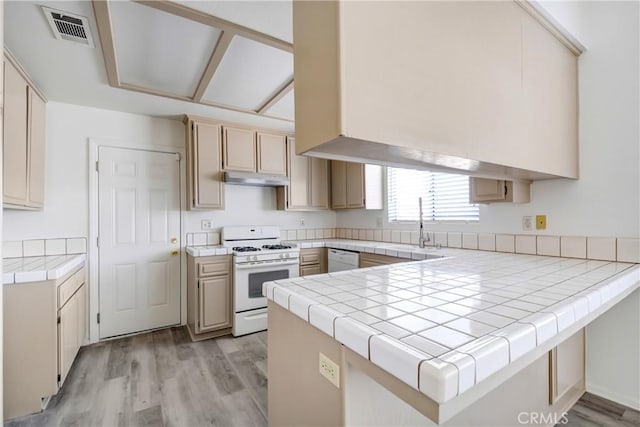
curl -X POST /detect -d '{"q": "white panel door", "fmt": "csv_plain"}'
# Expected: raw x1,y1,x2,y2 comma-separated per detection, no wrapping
98,147,181,338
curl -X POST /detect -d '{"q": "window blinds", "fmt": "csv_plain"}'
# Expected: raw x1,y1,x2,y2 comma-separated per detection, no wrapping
387,167,479,222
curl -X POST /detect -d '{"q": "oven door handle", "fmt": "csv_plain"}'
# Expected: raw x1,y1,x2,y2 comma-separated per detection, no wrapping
235,259,300,270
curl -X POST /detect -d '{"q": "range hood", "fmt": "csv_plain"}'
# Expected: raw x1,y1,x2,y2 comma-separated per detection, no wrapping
292,1,583,181
223,171,289,187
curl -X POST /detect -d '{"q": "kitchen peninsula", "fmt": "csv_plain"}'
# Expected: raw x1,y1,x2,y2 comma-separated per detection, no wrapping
265,241,639,426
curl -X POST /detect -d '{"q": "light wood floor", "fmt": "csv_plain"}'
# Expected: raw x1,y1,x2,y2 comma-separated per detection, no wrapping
6,327,268,427
6,326,639,427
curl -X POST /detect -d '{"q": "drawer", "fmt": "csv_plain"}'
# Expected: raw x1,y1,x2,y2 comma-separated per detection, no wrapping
300,264,322,277
198,259,230,277
58,267,85,309
300,248,326,266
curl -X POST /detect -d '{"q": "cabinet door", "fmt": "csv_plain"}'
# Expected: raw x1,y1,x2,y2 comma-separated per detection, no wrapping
331,160,347,209
310,157,330,209
76,284,86,346
223,126,256,172
550,329,584,404
257,132,287,175
3,59,29,204
300,264,322,277
287,138,310,209
193,122,224,209
346,162,365,208
199,276,231,332
27,88,46,207
58,294,79,386
469,178,506,203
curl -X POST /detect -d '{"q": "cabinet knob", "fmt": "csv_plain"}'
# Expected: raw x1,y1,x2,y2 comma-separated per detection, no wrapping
172,250,179,256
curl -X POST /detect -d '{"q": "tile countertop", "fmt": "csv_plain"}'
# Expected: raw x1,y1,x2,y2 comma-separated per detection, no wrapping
185,246,232,257
265,240,640,404
3,254,86,285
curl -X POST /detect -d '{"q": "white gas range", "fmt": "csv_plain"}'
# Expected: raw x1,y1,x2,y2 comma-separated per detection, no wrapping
221,226,300,336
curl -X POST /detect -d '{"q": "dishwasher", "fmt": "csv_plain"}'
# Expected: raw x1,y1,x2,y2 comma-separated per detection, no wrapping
328,248,359,272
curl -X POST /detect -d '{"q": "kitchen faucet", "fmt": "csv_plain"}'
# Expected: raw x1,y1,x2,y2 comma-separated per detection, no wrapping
418,197,431,248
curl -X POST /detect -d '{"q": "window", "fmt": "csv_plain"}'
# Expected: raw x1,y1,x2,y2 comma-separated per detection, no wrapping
387,167,479,222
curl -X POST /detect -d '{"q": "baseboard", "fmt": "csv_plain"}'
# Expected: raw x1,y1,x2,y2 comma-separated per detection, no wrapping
586,383,640,411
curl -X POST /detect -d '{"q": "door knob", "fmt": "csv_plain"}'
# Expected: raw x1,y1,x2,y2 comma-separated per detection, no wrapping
171,238,178,244
172,250,179,256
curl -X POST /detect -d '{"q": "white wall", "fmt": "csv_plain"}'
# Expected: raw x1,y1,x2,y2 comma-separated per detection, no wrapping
2,102,335,241
337,0,640,239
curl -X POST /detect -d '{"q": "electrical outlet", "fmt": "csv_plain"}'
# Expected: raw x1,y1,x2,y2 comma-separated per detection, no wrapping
536,215,547,230
201,219,213,230
522,216,533,231
318,352,340,388
300,218,305,226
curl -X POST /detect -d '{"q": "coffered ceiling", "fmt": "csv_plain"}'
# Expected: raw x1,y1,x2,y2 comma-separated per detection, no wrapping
4,0,295,131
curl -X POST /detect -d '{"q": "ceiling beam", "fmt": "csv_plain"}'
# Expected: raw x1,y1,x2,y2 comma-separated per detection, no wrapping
133,0,293,53
193,31,234,102
92,0,120,86
257,78,294,115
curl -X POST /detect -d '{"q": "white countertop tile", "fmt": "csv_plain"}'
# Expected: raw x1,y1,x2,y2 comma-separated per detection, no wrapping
266,239,640,404
3,254,86,285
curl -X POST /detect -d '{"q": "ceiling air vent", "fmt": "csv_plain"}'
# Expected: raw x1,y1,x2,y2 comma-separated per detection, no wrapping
42,6,95,48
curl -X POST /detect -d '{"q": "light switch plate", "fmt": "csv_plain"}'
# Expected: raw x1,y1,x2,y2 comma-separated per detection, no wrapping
201,219,213,230
522,216,533,231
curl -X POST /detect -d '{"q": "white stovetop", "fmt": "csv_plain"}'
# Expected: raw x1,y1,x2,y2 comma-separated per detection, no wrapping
3,254,86,284
264,240,640,404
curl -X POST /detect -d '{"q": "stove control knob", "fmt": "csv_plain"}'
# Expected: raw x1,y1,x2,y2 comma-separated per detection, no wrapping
279,254,284,259
284,253,289,258
252,255,258,261
245,256,250,262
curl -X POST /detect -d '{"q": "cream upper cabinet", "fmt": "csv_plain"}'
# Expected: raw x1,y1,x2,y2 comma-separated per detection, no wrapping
223,126,256,172
28,87,46,206
277,137,330,211
3,58,29,204
309,157,329,208
331,161,382,210
185,117,224,210
257,132,287,175
469,178,531,204
3,53,47,210
292,1,581,181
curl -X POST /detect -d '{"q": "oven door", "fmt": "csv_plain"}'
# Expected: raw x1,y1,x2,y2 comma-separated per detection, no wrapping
233,259,299,312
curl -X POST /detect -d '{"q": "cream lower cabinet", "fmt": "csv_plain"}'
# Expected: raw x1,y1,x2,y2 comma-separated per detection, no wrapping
299,248,328,276
187,254,232,341
359,252,405,268
185,117,225,210
3,265,86,421
3,53,46,210
331,161,383,210
277,137,330,211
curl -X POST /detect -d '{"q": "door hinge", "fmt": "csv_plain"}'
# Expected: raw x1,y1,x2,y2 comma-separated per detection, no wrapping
97,313,100,324
96,236,100,247
175,153,182,161
95,161,99,172
57,374,61,383
57,316,61,324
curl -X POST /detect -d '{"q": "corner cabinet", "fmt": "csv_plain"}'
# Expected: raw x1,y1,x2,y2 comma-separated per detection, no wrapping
299,248,328,276
277,137,330,211
3,52,47,210
331,161,383,210
184,117,225,210
3,265,87,421
187,254,233,341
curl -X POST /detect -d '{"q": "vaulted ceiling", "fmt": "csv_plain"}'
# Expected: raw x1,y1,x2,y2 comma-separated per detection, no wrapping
4,1,295,132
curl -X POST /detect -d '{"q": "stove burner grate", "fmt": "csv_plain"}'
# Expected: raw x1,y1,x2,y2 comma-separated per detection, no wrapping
262,244,292,250
233,246,261,252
